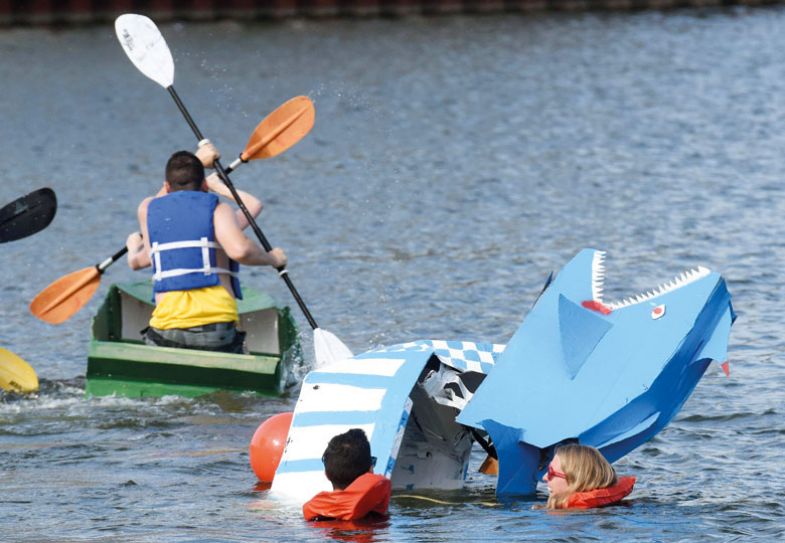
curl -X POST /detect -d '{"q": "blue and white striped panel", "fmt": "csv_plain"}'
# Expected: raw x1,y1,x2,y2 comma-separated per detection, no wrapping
270,348,432,501
373,339,506,375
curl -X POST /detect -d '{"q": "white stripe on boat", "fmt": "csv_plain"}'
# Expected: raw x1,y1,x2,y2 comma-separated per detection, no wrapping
316,357,405,377
296,383,387,412
283,423,375,461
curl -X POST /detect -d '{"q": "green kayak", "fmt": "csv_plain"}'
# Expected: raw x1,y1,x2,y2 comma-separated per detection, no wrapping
86,282,300,398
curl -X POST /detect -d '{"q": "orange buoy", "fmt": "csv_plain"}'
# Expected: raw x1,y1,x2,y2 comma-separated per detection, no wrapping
249,411,293,483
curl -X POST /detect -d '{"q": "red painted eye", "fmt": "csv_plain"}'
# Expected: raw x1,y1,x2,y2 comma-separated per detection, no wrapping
651,304,666,319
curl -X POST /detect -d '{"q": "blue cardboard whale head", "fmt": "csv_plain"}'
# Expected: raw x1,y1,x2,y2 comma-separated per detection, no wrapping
457,248,735,496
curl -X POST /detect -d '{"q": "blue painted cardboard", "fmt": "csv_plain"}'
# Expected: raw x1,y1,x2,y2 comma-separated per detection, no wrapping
458,249,735,496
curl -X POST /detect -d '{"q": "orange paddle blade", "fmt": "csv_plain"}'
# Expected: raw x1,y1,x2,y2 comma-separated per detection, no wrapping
240,96,315,162
30,266,101,324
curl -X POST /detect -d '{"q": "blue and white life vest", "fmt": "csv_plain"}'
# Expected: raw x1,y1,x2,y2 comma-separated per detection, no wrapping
147,191,242,299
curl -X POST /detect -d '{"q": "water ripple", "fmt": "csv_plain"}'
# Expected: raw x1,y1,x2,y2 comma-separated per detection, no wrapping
2,8,785,542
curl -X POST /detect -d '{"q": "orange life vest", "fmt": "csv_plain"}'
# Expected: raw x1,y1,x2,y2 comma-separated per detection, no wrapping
564,475,636,509
303,473,391,521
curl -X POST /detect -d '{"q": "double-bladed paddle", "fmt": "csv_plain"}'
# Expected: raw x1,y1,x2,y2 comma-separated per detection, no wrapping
29,246,128,325
114,14,353,368
30,97,316,325
0,188,57,243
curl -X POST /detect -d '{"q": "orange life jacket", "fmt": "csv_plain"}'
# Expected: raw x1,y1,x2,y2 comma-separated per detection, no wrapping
564,475,636,509
303,473,391,521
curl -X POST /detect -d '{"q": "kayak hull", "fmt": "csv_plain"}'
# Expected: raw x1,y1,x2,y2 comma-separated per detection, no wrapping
85,282,300,398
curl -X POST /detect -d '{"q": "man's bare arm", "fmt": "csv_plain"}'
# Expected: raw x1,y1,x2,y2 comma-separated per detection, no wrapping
213,202,286,267
126,198,153,270
198,140,263,229
205,173,263,230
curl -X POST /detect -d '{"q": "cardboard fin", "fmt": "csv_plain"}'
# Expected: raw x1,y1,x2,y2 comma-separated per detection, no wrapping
559,294,612,379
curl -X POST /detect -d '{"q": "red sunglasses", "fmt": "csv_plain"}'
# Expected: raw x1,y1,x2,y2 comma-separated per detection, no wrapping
547,464,567,480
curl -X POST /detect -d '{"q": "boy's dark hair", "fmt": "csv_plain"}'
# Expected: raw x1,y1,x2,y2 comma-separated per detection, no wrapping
322,429,373,490
165,151,204,191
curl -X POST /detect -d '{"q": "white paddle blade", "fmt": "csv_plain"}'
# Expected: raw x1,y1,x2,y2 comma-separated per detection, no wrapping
115,14,174,88
313,328,353,369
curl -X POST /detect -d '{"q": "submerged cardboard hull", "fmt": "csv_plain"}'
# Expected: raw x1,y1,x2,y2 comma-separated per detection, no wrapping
271,340,504,501
273,249,735,500
86,282,299,398
458,249,735,496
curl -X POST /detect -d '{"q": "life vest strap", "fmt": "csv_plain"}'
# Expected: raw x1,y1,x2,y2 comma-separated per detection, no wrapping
149,238,222,254
152,237,237,283
153,266,240,281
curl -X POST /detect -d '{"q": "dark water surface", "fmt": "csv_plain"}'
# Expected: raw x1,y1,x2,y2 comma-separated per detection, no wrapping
2,7,784,542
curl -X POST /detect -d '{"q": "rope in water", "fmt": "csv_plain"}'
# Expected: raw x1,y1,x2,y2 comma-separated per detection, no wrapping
393,494,499,507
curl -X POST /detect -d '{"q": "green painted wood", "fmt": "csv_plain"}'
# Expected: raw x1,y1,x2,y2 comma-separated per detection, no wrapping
86,282,299,398
90,340,279,372
84,376,281,399
87,341,283,395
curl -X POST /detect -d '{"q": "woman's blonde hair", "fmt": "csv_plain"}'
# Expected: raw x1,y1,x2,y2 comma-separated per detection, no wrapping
546,444,617,509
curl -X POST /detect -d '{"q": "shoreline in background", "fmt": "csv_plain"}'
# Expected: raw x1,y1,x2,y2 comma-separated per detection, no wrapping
0,0,780,27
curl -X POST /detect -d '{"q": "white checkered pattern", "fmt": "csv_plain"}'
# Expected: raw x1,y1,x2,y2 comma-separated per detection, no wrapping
372,339,505,375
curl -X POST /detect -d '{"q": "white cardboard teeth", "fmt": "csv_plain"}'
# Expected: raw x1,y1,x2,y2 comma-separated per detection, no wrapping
590,252,711,311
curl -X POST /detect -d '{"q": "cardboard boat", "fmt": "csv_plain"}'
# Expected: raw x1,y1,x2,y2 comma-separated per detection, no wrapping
86,282,300,398
271,249,735,499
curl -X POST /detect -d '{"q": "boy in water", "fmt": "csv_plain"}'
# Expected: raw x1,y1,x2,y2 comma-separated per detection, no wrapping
303,429,391,521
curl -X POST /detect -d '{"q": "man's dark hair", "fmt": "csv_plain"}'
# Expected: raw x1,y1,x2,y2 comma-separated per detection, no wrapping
165,151,205,191
322,429,373,490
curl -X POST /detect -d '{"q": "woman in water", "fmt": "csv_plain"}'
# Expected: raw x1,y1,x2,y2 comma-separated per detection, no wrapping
542,444,636,510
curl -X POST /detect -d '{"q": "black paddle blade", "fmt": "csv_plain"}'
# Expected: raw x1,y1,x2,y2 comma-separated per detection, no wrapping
0,188,57,243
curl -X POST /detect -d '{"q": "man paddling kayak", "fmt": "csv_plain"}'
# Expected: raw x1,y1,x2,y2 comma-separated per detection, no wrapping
125,142,287,353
